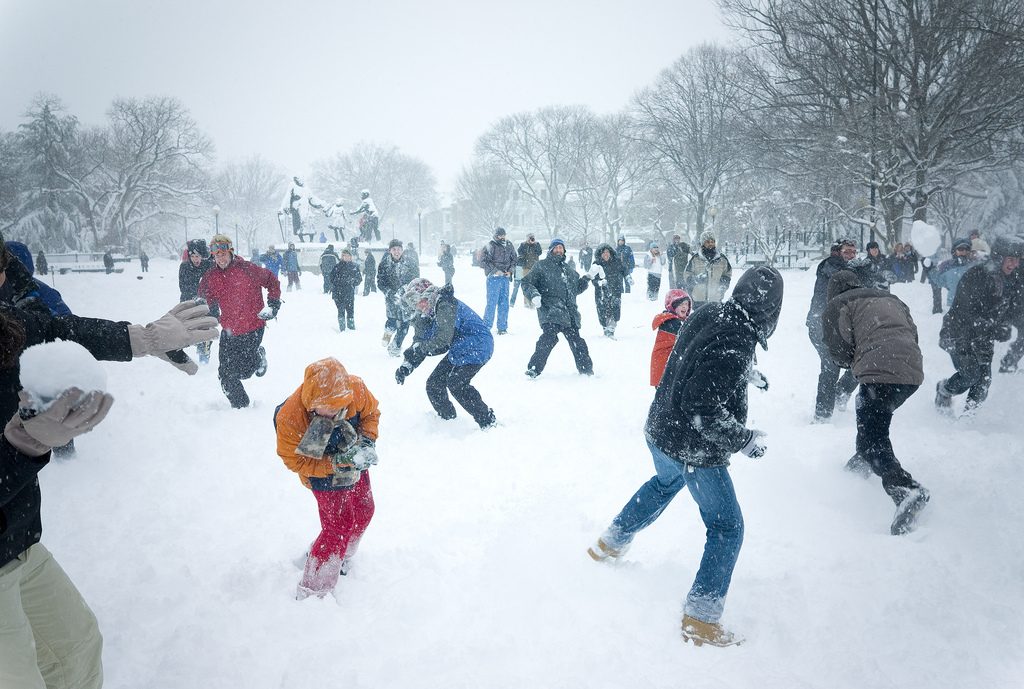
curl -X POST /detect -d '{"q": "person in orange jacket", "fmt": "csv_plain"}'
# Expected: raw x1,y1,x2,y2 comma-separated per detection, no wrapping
274,357,381,599
650,288,692,387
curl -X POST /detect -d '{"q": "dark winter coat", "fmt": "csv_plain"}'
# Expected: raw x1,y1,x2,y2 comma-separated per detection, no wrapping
35,251,48,275
102,252,114,270
437,249,455,274
283,249,301,273
667,241,691,281
178,257,214,302
806,254,849,341
405,286,494,369
645,267,784,468
319,248,340,276
480,238,517,276
520,250,590,329
616,242,636,273
329,260,363,297
376,254,420,295
593,244,625,294
0,305,133,568
579,246,594,271
822,271,923,386
940,261,1018,350
4,242,71,316
517,241,543,274
364,252,377,281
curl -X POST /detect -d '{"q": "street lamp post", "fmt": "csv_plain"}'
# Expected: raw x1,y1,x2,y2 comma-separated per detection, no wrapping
708,206,718,230
213,205,221,234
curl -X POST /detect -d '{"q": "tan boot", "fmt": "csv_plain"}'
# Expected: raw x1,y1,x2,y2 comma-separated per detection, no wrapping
681,615,743,647
586,538,623,562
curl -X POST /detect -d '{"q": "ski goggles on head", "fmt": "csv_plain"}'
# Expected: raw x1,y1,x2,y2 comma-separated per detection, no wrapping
210,242,232,253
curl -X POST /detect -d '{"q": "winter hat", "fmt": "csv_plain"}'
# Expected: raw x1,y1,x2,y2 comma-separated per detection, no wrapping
699,230,716,244
388,239,404,249
210,234,233,253
326,244,335,253
664,288,691,312
952,237,972,252
548,238,566,251
866,241,880,251
187,239,210,258
401,277,441,314
5,242,34,275
341,248,352,257
494,227,507,239
649,242,660,250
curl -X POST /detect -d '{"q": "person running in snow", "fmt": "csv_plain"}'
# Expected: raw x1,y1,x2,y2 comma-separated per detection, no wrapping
592,243,624,338
178,239,215,363
643,242,665,301
649,288,691,387
521,238,595,377
394,278,497,429
480,227,516,334
615,236,636,293
319,244,340,294
198,234,282,409
274,357,380,600
935,235,1024,418
328,248,362,331
807,239,859,422
683,230,732,310
377,239,420,356
351,189,380,242
587,266,783,648
823,270,929,535
362,247,378,295
283,242,302,291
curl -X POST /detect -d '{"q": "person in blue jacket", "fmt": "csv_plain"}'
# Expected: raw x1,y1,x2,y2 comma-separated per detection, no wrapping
260,245,283,277
394,278,497,429
3,242,71,316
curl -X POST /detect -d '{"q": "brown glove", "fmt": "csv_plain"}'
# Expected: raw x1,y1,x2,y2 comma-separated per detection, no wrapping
5,388,114,456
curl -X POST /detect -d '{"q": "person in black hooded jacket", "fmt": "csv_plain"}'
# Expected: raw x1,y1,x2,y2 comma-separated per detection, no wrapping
587,266,783,648
806,239,859,421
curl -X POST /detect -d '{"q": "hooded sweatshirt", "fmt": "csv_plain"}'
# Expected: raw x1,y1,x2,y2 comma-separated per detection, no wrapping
645,267,783,467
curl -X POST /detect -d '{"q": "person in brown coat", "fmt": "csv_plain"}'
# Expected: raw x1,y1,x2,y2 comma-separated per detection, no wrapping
823,270,929,535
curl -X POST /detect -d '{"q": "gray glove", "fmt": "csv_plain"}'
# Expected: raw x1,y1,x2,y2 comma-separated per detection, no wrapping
351,440,378,470
748,368,769,391
128,301,219,357
5,388,114,456
530,294,542,308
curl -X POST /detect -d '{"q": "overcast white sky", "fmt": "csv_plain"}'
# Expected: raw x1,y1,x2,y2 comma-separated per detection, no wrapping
0,0,728,193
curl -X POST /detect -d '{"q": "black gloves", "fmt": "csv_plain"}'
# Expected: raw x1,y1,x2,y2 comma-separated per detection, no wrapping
393,362,413,384
259,299,282,320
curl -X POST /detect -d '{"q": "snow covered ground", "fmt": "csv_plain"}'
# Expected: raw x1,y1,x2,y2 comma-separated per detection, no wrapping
32,253,1024,689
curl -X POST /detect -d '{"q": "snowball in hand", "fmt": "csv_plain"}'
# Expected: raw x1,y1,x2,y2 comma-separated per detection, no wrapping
19,340,107,410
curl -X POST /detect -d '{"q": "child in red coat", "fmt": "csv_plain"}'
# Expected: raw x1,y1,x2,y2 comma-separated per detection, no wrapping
650,288,692,387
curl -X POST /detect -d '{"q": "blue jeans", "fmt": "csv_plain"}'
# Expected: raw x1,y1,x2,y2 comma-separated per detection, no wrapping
604,438,744,623
483,276,510,331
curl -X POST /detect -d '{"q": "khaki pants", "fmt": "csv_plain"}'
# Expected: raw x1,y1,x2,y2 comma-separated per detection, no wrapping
0,543,103,689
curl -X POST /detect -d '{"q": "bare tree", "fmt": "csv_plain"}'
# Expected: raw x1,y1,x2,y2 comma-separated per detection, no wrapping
722,0,1024,241
212,155,284,255
454,161,513,242
311,141,438,238
475,105,595,242
633,44,750,238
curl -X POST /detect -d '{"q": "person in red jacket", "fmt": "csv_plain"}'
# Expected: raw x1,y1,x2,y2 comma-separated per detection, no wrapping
650,288,692,386
199,234,282,408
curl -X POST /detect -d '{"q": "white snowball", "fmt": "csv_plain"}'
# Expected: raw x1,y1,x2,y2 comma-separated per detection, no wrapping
19,340,107,410
911,220,942,256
